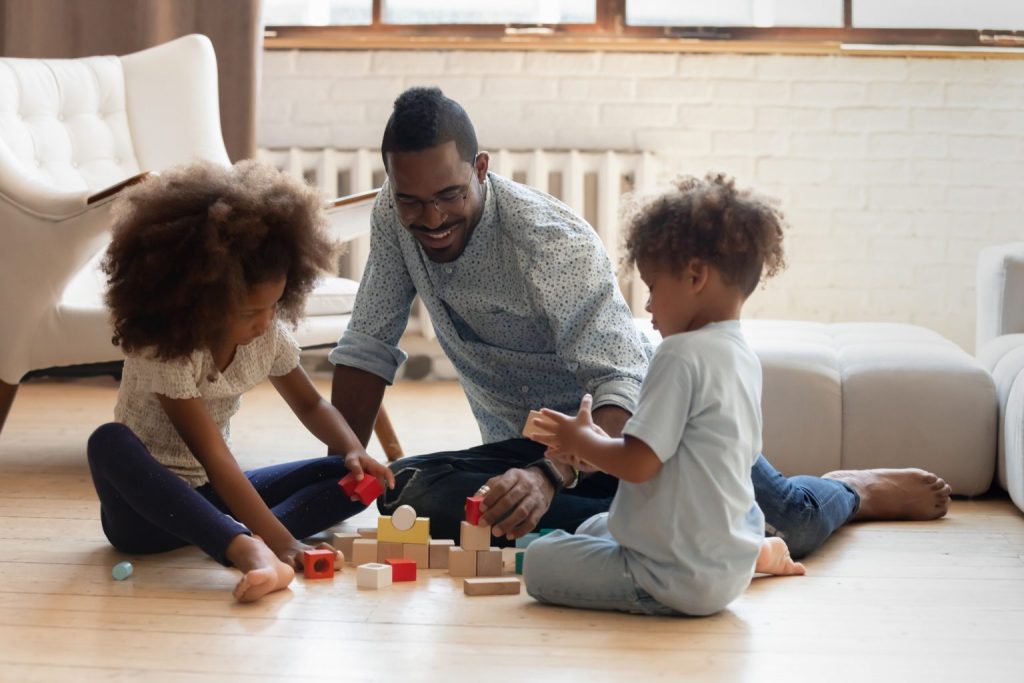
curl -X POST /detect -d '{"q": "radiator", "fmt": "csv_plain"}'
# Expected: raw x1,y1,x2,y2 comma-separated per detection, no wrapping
258,147,659,336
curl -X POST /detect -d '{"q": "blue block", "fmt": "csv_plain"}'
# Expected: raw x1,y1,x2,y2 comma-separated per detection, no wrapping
112,561,133,581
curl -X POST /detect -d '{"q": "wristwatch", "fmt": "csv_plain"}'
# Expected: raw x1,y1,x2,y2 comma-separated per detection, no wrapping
528,458,577,492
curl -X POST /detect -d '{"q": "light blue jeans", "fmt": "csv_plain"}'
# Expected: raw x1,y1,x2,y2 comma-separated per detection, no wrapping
523,514,684,616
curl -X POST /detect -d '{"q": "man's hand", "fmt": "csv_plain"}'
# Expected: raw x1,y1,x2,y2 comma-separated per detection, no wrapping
477,467,555,540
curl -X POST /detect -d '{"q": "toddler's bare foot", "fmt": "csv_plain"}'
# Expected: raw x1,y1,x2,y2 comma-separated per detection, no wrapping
823,468,951,521
756,537,806,576
226,534,295,603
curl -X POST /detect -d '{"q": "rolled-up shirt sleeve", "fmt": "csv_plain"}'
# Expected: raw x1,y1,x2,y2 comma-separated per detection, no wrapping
328,193,415,385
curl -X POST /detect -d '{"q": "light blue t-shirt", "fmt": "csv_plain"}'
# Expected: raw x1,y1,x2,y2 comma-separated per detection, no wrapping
611,321,765,615
330,172,652,443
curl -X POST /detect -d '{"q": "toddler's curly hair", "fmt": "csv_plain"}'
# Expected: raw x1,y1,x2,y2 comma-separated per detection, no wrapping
623,173,786,296
103,160,337,359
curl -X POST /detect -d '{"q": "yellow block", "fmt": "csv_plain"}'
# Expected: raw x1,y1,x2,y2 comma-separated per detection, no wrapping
377,516,430,545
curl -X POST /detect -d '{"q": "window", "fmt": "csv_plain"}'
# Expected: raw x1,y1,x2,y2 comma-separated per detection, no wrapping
263,0,1024,54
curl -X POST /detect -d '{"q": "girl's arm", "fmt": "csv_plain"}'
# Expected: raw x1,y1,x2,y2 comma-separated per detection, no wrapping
270,366,395,489
157,394,300,560
530,394,662,484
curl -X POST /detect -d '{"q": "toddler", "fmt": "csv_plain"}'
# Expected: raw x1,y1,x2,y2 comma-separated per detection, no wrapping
525,173,804,616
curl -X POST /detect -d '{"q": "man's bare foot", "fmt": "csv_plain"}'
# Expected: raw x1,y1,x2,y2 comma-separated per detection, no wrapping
226,534,295,603
822,468,951,521
755,537,806,576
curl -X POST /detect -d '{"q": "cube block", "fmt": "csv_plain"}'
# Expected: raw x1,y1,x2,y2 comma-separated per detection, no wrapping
429,539,455,569
302,548,335,579
351,539,378,567
460,521,492,551
356,562,392,589
386,558,417,582
403,542,429,569
448,547,477,578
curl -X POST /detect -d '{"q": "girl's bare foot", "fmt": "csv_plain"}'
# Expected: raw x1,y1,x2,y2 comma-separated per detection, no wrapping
822,468,951,521
756,537,806,576
226,534,295,603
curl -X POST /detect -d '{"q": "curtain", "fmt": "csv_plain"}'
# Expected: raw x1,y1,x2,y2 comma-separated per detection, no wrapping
0,0,263,162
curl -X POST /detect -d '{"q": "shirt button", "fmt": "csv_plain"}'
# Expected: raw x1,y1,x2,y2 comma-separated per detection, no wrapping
521,385,529,393
445,267,453,274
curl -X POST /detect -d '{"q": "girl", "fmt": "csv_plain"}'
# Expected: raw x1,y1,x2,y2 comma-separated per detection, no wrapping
87,160,394,603
525,173,805,616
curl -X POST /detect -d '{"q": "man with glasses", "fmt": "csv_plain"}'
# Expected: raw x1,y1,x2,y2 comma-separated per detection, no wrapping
329,86,951,555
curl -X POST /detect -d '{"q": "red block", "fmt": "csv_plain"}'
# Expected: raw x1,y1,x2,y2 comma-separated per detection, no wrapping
303,548,335,579
465,495,484,525
385,558,417,582
339,472,385,505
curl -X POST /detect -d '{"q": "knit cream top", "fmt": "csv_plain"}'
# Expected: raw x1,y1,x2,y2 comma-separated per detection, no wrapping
113,320,301,487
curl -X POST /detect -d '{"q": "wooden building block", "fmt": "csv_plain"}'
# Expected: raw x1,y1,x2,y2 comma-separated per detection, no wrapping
521,409,546,439
515,551,525,575
351,539,378,567
377,541,404,563
460,521,492,551
476,548,502,577
338,473,384,505
501,547,519,571
378,516,430,545
464,577,521,596
332,532,361,561
448,547,477,578
302,548,336,579
386,558,417,582
356,562,392,589
429,539,455,569
357,527,377,539
464,495,484,525
403,542,429,569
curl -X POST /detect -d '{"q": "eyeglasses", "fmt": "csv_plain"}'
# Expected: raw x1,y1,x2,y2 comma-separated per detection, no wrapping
393,187,469,222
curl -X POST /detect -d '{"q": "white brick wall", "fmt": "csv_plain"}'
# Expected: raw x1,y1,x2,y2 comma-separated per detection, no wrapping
260,49,1024,351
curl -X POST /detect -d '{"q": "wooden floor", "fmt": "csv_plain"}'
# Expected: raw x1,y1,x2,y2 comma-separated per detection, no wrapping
1,376,1023,682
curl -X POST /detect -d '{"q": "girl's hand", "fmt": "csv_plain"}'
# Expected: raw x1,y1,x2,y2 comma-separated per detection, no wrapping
276,538,344,572
341,450,396,501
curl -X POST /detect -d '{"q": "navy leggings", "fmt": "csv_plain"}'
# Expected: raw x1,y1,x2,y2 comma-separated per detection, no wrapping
86,423,365,565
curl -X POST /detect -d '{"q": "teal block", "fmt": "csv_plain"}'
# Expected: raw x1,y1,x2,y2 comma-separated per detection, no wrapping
538,528,556,536
112,561,133,581
515,550,525,575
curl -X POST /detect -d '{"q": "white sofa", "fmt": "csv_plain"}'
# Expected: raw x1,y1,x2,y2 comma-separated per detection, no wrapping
976,243,1024,513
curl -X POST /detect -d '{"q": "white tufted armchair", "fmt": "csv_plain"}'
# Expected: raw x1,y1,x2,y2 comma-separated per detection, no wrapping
0,34,402,459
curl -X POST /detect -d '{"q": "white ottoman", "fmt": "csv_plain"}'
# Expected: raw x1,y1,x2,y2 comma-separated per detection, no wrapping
639,320,997,496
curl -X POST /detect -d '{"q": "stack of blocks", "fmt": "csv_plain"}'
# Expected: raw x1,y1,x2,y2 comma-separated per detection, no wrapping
447,495,504,579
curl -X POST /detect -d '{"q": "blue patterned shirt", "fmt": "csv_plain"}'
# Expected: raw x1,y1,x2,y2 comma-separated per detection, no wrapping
329,172,653,443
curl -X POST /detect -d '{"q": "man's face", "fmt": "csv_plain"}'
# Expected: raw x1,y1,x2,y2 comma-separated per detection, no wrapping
386,141,488,263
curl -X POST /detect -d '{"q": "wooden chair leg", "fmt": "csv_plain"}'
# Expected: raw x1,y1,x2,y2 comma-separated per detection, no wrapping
373,405,404,462
0,379,19,438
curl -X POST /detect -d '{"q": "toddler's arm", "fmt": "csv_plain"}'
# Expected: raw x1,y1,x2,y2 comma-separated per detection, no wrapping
530,395,662,484
270,366,395,489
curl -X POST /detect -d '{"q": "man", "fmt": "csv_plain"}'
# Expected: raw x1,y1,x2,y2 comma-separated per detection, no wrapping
330,87,951,557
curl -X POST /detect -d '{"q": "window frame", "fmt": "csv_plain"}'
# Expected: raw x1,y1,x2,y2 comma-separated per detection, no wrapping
264,0,1024,58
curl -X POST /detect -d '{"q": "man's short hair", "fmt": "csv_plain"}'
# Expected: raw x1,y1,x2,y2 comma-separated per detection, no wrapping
381,87,478,170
